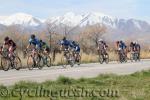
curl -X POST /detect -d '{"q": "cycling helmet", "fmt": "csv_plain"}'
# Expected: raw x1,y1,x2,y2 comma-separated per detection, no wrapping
40,39,42,42
8,39,13,44
31,34,35,39
43,42,46,45
116,41,119,43
98,39,103,42
133,41,136,44
4,36,9,41
63,37,66,41
72,41,76,44
120,40,123,43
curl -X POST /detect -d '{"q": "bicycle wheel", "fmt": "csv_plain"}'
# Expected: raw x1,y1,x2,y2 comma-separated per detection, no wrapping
119,53,123,63
69,55,75,67
105,54,109,64
27,55,34,70
1,57,10,71
130,53,134,62
61,55,68,68
45,56,51,67
76,55,81,66
99,54,104,64
36,55,44,70
134,53,139,62
13,56,22,70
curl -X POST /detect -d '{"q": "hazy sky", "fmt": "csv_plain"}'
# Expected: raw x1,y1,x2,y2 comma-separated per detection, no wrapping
0,0,149,22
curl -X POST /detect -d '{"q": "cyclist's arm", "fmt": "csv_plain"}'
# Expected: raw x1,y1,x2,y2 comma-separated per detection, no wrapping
97,44,100,51
27,44,31,49
2,42,8,51
60,45,63,51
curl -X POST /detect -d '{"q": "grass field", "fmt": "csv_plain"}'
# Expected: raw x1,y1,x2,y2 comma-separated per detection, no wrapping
0,70,150,100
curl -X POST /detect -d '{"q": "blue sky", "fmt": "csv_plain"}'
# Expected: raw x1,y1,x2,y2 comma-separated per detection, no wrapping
0,0,149,22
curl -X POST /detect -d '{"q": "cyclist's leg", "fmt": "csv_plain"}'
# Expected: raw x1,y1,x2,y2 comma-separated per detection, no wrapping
101,49,105,59
76,52,80,62
45,47,50,55
8,46,16,59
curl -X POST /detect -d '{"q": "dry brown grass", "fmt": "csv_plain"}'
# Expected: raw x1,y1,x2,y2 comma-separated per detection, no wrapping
140,50,150,59
19,50,150,67
1,50,150,69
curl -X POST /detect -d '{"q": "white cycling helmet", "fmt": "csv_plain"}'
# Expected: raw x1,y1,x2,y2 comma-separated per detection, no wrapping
133,41,137,44
135,41,138,44
98,39,103,42
133,41,136,44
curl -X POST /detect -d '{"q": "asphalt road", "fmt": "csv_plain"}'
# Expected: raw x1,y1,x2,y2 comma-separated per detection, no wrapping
0,59,150,85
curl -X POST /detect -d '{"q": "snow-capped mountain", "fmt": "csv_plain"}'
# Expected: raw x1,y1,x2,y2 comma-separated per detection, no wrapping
45,12,150,36
0,13,42,27
46,12,83,26
46,12,150,32
0,12,149,37
46,12,116,27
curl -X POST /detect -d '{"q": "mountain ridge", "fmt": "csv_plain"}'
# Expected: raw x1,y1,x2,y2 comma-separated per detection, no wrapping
0,12,149,36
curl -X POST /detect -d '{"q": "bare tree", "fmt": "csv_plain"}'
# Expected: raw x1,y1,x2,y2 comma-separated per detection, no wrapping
78,24,106,53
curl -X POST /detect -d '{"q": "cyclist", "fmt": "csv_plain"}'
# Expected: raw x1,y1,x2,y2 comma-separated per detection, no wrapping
116,40,127,60
71,41,80,62
97,39,108,56
27,34,41,51
2,36,16,59
135,42,141,60
130,41,140,60
39,40,50,54
129,42,135,52
59,37,72,51
71,41,80,53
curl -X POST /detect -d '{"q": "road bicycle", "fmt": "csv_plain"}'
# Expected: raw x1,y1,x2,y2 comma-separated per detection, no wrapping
1,50,22,71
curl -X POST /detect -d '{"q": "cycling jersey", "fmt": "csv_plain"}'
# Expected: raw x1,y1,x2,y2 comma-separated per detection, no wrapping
98,42,108,50
29,38,41,49
119,42,126,50
130,43,140,52
60,40,72,49
40,41,47,48
98,41,108,55
4,39,16,48
3,39,16,58
40,41,50,52
135,44,140,51
71,42,80,53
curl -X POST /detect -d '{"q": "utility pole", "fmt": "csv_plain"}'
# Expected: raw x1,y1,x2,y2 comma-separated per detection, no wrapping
49,31,52,53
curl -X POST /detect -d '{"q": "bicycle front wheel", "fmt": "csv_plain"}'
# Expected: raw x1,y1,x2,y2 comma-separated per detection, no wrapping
36,55,44,70
1,57,10,71
27,55,34,70
76,55,81,66
14,56,22,70
61,56,68,68
105,54,109,64
45,56,51,67
99,54,104,64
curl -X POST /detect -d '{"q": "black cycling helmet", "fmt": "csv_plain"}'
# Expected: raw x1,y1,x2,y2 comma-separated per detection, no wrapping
43,42,46,45
63,37,66,41
4,36,9,41
40,39,42,42
120,40,123,43
31,34,35,39
72,41,76,44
